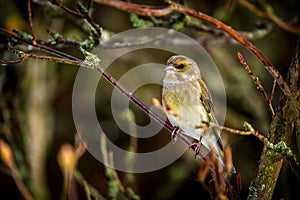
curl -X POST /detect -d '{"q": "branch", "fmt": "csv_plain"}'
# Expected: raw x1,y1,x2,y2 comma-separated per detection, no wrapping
93,0,173,16
214,122,268,145
237,52,275,117
192,22,276,47
27,0,36,44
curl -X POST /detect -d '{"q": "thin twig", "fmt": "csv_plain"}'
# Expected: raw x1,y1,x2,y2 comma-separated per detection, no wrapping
49,0,103,36
0,57,25,64
94,0,173,16
0,28,77,61
238,0,300,34
74,169,106,200
0,140,33,200
74,134,87,159
108,152,125,193
0,51,88,68
27,0,37,45
270,79,277,103
214,122,268,144
237,52,275,117
187,21,276,46
24,53,87,67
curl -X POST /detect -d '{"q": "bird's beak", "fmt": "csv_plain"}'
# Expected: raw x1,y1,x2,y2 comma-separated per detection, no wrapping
164,65,175,72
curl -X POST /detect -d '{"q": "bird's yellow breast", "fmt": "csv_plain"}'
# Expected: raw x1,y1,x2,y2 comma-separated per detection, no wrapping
162,90,181,114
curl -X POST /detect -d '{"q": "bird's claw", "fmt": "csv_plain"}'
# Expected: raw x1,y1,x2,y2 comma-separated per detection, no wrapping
171,126,180,144
190,136,203,158
190,142,202,158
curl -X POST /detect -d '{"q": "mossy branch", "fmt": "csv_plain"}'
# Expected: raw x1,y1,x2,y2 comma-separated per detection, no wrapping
248,39,300,200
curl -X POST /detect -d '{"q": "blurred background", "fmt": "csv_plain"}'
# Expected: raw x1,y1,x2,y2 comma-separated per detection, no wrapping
0,0,299,199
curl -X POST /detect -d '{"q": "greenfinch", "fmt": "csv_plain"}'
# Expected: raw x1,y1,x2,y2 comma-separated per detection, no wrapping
162,55,234,172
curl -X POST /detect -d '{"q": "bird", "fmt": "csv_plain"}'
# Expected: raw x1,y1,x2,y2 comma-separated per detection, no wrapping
162,55,235,173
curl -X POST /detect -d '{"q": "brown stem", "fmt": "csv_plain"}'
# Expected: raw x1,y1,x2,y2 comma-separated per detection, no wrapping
27,0,38,45
0,57,25,64
213,123,268,144
269,79,276,103
237,52,275,117
94,0,173,16
27,0,34,36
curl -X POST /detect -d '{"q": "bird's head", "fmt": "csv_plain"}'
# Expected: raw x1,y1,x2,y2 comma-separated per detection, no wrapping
164,55,201,82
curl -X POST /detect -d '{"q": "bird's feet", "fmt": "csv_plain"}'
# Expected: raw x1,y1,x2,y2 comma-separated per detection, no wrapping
171,126,180,144
190,137,203,158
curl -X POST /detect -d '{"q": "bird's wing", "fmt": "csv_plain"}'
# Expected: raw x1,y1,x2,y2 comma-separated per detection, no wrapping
199,79,237,173
198,78,224,151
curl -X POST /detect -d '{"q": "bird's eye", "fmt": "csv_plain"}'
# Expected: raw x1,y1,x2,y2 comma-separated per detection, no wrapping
175,63,185,69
